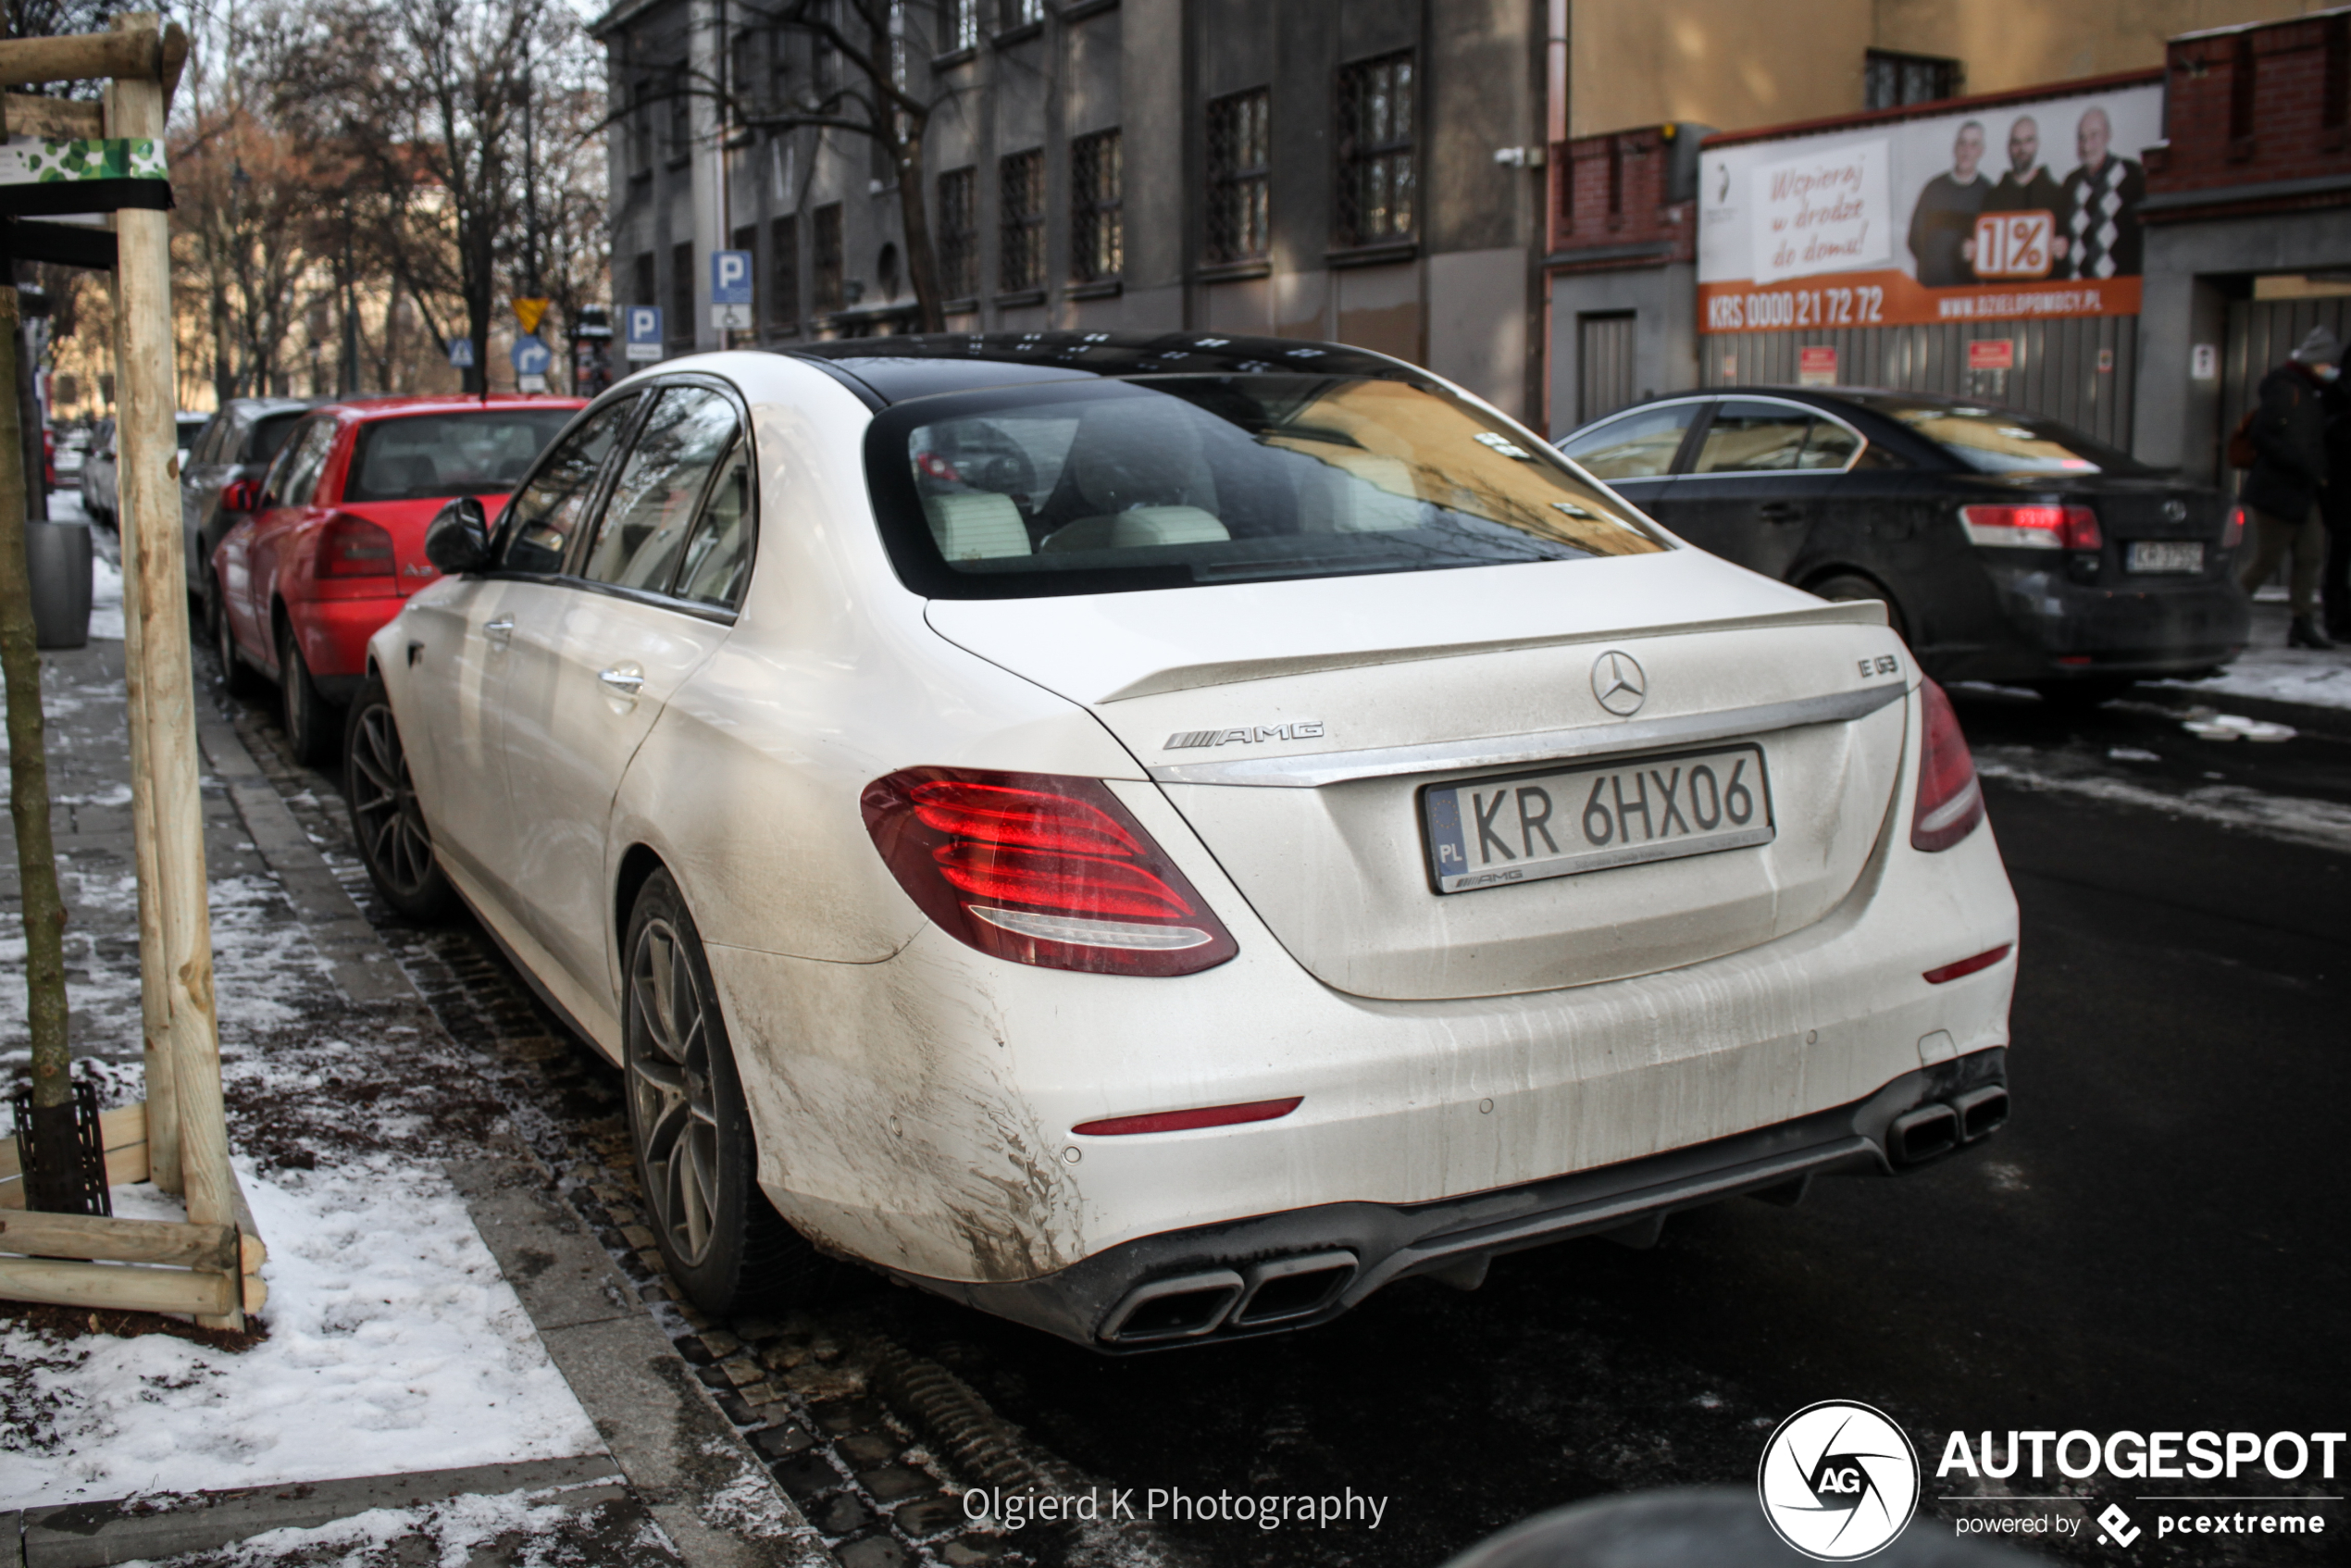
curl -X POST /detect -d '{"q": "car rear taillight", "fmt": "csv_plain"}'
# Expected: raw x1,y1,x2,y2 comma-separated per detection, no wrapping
2220,504,2245,550
317,515,394,577
1911,678,1985,852
862,767,1238,977
1959,504,2101,551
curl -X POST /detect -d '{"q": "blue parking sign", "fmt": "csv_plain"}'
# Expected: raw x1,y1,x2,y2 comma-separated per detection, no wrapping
625,305,663,362
711,250,753,305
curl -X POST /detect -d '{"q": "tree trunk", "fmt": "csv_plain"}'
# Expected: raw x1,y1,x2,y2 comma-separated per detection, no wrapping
0,287,81,1212
892,117,945,334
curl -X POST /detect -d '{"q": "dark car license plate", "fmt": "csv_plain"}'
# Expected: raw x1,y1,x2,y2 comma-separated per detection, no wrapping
1423,744,1775,893
2127,541,2203,574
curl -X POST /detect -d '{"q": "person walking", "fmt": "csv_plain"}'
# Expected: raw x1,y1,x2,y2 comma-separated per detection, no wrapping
2239,325,2341,650
2323,366,2351,641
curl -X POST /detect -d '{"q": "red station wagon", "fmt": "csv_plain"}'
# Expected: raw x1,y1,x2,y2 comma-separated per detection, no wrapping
212,395,584,762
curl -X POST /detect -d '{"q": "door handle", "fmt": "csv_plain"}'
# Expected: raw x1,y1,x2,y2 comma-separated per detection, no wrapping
598,665,645,695
1758,502,1804,522
483,616,514,648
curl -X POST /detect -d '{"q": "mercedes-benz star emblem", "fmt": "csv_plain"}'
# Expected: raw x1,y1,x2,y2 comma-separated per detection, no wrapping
1592,650,1647,716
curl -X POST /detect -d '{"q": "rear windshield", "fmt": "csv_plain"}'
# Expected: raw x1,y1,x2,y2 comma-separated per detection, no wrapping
867,376,1664,599
343,409,578,503
243,410,305,465
1845,395,2150,476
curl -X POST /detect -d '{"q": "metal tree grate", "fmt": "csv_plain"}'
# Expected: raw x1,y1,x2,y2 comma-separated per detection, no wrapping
10,1078,110,1216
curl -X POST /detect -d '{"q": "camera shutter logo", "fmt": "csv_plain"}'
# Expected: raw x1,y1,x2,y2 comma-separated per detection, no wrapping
1756,1400,1920,1561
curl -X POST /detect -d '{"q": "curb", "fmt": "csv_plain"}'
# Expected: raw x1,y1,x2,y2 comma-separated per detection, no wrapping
2133,682,2351,740
170,699,835,1568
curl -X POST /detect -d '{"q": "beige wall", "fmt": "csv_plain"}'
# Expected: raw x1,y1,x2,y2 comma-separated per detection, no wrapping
1571,0,2332,138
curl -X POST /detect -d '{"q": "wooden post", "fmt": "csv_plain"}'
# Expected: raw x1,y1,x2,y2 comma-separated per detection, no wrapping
99,169,178,1194
106,15,236,1327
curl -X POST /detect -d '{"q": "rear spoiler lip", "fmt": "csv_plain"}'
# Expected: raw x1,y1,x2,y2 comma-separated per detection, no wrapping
1148,678,1909,790
1095,598,1891,703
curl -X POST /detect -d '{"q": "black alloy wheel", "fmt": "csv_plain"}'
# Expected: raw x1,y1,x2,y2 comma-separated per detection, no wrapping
209,582,258,697
279,617,337,766
623,868,831,1314
343,676,455,920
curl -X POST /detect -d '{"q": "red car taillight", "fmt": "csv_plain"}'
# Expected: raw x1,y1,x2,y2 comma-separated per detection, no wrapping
1911,678,1985,852
862,768,1238,977
2220,504,2245,550
1959,504,2101,551
317,515,395,578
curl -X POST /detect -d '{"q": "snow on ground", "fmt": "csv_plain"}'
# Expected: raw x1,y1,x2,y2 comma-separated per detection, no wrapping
1975,744,2351,855
2158,600,2351,712
0,1153,602,1510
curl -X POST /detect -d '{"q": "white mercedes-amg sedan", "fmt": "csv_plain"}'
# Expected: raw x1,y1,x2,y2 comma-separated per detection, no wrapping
351,333,2018,1350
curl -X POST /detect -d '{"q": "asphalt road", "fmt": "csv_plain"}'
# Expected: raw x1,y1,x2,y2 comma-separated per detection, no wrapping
233,651,2351,1568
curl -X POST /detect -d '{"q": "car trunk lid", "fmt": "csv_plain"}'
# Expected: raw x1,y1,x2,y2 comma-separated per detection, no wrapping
927,552,1915,1001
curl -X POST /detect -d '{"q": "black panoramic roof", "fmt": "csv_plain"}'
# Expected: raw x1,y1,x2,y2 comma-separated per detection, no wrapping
782,330,1424,405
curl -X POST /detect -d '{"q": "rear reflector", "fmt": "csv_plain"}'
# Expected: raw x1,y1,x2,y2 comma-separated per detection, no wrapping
1073,1097,1302,1137
1959,504,2101,551
1924,944,2012,984
1910,678,1986,852
863,767,1238,977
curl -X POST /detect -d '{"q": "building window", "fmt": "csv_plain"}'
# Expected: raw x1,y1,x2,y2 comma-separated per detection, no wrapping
943,0,979,54
1337,51,1414,247
770,214,799,332
938,167,977,299
669,240,695,342
999,148,1045,292
666,65,692,160
813,204,844,314
1206,88,1270,262
1863,49,1960,110
1071,129,1123,282
630,79,656,172
2229,33,2258,145
999,0,1042,30
2326,16,2349,133
633,252,656,307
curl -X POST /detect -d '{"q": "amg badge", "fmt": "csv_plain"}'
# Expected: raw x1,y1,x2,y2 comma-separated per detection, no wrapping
1164,720,1327,750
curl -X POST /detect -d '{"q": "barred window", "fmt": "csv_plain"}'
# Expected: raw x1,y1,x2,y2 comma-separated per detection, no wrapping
999,0,1042,29
1071,129,1123,282
634,252,656,307
1336,51,1413,246
770,214,800,332
942,0,979,53
1000,148,1045,292
630,79,656,171
1862,49,1959,110
669,240,695,342
938,167,977,300
666,65,691,160
813,203,844,314
1206,88,1270,262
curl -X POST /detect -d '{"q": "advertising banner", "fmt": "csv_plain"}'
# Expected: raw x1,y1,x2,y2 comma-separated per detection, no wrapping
1697,80,2162,333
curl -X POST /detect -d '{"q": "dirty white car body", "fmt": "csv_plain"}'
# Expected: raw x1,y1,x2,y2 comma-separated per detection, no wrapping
365,334,2019,1350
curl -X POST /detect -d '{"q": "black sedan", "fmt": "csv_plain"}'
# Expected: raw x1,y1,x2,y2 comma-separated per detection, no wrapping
1556,388,2251,703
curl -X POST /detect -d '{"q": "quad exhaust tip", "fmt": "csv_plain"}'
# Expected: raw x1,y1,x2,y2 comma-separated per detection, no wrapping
1100,1251,1359,1344
1890,1102,1959,1166
1954,1085,2009,1141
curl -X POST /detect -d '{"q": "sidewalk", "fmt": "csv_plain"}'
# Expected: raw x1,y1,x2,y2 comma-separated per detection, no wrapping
2153,596,2351,730
1,511,831,1566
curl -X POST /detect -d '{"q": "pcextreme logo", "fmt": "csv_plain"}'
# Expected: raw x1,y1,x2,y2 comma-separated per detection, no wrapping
1758,1400,1922,1561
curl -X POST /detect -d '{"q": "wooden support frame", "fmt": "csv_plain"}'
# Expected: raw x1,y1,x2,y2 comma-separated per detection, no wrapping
0,15,258,1331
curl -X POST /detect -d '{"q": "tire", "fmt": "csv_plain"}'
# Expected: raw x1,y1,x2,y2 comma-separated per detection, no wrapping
623,868,830,1315
1809,572,1909,644
279,616,338,767
210,582,259,698
343,676,456,922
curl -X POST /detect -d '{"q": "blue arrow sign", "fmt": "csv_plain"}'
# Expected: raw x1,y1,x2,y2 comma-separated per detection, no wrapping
511,333,554,374
712,249,753,305
447,337,476,368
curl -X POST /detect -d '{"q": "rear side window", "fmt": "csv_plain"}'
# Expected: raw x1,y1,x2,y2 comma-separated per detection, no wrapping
580,388,739,591
676,440,753,608
1558,404,1697,479
267,418,338,507
496,396,638,574
870,375,1665,600
243,411,305,466
1693,402,1814,473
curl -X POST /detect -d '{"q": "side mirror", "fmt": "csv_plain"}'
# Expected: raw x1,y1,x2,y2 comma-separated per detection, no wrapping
424,497,491,575
220,479,263,514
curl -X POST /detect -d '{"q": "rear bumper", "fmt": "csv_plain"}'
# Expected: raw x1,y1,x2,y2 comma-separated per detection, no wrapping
289,591,406,686
1933,563,2249,682
902,1050,2009,1350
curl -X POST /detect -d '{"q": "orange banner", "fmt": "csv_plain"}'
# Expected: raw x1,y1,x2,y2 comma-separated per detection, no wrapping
1698,270,2142,334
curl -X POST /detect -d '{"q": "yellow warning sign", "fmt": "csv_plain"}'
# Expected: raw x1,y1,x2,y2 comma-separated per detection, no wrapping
512,297,551,335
